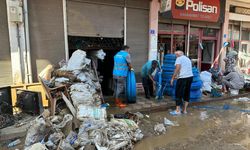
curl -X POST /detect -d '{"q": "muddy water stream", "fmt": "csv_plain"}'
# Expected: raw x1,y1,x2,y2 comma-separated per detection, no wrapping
135,100,250,150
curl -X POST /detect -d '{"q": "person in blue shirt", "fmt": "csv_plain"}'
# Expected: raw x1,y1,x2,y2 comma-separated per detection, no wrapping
141,60,159,99
113,45,133,108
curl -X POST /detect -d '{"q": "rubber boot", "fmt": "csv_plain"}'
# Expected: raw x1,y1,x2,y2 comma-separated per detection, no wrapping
115,98,121,107
115,98,127,108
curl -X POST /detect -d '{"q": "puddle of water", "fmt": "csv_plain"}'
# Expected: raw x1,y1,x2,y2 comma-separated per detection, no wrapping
135,99,250,150
135,110,213,150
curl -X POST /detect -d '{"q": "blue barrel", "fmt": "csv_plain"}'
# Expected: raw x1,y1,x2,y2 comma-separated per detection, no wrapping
164,54,176,60
126,71,136,103
190,90,202,99
162,65,176,72
191,80,203,90
192,76,201,82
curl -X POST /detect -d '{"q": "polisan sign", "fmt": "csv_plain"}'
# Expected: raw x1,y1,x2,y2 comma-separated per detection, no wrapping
162,0,221,22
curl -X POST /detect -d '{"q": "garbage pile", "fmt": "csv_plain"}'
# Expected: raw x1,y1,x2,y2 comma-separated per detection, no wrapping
24,50,143,150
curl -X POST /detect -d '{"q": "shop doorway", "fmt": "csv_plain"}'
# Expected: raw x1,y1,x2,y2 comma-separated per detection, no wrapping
201,40,215,71
239,41,250,77
68,36,123,96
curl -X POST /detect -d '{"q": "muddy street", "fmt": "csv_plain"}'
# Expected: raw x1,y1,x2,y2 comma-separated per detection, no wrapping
135,98,250,150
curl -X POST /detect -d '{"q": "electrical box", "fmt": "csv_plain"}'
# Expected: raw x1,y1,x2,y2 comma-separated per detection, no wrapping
8,1,23,22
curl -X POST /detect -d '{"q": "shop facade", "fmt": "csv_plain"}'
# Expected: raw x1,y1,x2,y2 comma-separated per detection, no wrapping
222,0,250,80
159,0,225,71
1,0,154,87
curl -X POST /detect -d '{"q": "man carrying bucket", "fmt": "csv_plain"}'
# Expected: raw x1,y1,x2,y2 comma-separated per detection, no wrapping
113,45,133,108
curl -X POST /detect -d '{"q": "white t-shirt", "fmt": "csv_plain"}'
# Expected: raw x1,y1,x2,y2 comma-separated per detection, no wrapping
175,55,193,78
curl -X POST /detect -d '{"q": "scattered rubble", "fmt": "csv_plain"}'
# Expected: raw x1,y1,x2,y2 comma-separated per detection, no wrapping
23,49,143,150
154,124,166,135
164,118,179,127
0,114,15,129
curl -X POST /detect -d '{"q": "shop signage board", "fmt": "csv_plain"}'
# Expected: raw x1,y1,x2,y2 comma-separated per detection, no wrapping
161,0,220,22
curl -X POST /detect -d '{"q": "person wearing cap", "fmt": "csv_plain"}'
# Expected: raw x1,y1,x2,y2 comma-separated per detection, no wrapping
141,60,159,99
113,45,133,108
224,50,238,75
170,50,193,115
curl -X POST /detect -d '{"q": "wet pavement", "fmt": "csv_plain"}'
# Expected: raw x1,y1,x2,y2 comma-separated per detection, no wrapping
1,96,250,150
135,97,250,150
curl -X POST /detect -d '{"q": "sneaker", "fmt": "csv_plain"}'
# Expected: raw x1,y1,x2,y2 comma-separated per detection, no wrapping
170,110,181,116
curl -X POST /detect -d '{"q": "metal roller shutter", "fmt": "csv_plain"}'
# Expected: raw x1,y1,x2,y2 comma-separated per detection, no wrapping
0,0,12,85
67,0,124,38
28,0,65,81
127,7,149,75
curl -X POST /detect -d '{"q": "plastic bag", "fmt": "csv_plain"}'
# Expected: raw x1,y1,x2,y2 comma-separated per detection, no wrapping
25,117,51,148
77,105,107,121
66,50,91,70
154,123,166,135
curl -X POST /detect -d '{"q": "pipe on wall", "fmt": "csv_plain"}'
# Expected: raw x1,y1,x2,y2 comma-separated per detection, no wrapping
63,0,69,61
124,0,127,45
23,0,33,83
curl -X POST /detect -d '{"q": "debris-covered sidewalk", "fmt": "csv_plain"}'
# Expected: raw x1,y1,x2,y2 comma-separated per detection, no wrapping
19,50,144,150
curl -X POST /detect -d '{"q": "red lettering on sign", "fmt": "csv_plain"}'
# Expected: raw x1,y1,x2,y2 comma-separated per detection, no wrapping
172,0,220,22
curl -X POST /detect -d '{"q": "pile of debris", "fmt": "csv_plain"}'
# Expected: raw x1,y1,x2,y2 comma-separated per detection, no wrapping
24,50,143,150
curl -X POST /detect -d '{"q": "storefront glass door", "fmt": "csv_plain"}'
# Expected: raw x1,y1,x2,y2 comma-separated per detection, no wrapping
239,41,250,79
201,40,215,71
189,34,199,66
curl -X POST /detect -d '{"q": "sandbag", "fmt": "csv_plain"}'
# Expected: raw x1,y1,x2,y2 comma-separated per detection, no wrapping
66,50,91,70
200,71,212,92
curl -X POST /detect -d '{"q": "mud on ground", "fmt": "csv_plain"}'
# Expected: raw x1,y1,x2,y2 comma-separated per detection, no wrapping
135,100,250,150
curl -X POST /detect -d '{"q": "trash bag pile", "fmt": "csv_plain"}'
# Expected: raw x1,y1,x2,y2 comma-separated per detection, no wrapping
24,50,143,150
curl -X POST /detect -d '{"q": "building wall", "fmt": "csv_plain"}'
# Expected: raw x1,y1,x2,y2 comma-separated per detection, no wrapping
67,0,124,38
222,0,250,79
127,0,149,80
28,0,65,81
0,0,12,86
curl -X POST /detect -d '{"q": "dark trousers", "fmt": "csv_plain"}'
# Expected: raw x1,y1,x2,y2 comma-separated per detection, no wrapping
142,77,154,98
175,77,193,106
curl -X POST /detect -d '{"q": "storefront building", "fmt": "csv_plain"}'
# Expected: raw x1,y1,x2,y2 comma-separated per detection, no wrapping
158,0,226,71
1,0,155,92
222,0,250,80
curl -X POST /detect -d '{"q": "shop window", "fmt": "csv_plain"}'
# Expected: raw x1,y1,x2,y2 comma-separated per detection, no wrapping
189,35,199,60
159,35,171,54
232,26,240,40
173,35,185,52
173,25,185,33
228,24,232,39
233,41,239,51
241,29,250,41
201,41,214,63
159,23,172,32
190,27,199,35
203,28,217,37
242,44,247,53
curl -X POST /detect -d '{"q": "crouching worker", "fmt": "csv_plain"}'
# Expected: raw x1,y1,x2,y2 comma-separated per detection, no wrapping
209,61,223,84
113,45,133,108
222,68,245,93
141,60,159,99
